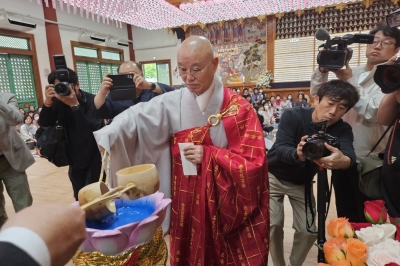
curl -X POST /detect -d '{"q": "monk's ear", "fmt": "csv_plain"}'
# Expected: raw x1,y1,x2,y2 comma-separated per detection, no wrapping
212,57,219,73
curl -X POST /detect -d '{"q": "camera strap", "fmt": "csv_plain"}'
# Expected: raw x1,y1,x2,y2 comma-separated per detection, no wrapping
304,159,333,234
385,111,400,169
367,109,400,157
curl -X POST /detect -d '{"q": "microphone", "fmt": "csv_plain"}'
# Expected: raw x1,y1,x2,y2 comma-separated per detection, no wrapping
315,28,330,41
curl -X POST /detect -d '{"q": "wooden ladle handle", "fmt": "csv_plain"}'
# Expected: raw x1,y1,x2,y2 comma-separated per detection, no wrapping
80,183,138,211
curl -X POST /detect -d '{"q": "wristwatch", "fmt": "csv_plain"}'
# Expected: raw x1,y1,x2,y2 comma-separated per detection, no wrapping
150,83,156,91
71,104,80,111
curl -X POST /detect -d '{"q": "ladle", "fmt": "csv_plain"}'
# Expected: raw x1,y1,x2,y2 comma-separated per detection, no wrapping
80,183,138,212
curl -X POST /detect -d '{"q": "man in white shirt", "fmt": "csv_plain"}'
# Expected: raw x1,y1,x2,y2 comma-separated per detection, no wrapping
310,23,400,222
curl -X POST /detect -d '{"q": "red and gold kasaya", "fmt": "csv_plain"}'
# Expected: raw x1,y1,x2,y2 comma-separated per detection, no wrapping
169,89,270,265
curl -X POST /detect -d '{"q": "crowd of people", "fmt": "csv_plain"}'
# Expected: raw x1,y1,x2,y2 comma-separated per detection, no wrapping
228,87,312,137
0,19,400,266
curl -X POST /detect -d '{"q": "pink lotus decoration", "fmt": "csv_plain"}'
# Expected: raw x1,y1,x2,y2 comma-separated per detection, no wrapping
75,192,171,256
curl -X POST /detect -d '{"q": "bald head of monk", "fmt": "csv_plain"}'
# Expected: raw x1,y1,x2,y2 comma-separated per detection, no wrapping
177,36,219,95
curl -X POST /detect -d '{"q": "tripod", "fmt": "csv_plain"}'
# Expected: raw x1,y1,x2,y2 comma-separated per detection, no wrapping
317,165,329,262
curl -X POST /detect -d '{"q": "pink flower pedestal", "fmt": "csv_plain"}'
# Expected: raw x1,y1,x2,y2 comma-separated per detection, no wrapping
75,192,171,256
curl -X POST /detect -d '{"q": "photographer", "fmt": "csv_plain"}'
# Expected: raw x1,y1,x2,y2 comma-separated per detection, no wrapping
377,54,400,218
310,24,400,222
268,80,358,266
39,68,104,200
94,61,174,119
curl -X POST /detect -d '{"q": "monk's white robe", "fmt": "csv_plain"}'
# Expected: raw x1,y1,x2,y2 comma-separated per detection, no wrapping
93,76,228,232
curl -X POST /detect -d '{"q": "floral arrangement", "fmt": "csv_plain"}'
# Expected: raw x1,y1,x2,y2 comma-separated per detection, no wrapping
256,71,274,88
318,200,400,266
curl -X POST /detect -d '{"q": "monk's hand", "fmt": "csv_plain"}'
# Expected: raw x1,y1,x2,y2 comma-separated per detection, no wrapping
183,145,203,164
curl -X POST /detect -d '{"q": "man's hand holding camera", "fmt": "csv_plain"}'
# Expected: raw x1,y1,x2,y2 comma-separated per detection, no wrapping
44,84,56,106
296,135,308,162
133,73,151,90
319,61,353,81
298,133,351,169
99,72,158,93
313,143,351,170
44,84,79,107
55,86,79,107
99,73,113,96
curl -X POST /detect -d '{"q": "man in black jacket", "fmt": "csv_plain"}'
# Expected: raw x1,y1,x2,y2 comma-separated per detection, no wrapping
268,80,359,266
94,61,175,119
39,68,104,200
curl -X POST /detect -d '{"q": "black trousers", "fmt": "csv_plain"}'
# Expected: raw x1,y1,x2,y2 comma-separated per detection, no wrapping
332,163,372,222
68,158,102,200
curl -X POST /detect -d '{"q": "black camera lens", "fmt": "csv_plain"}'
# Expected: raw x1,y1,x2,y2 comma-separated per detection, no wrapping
375,63,400,94
54,82,71,96
330,53,341,63
382,65,400,90
302,139,327,160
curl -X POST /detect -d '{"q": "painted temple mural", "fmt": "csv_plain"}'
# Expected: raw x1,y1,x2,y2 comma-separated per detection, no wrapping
189,17,266,84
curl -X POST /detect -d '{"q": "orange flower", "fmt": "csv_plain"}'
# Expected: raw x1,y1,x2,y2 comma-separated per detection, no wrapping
327,218,354,238
346,238,368,266
317,264,331,266
331,237,347,251
331,260,351,266
323,237,346,264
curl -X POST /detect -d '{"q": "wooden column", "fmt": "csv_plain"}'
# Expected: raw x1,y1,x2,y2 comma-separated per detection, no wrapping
42,0,63,71
184,26,190,42
266,15,276,73
126,24,136,62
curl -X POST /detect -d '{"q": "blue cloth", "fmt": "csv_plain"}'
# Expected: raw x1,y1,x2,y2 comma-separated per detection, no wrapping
95,83,174,119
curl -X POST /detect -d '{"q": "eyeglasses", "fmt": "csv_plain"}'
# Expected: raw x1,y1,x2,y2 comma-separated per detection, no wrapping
176,61,213,77
369,40,395,49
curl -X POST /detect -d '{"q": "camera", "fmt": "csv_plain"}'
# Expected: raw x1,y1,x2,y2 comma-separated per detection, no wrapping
53,55,71,96
374,9,400,94
108,74,136,101
315,28,374,70
302,120,340,160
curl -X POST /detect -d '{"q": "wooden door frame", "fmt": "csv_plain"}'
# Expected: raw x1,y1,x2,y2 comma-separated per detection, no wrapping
139,59,172,86
0,29,43,106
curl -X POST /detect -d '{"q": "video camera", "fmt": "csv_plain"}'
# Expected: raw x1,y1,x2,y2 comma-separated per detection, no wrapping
316,28,374,70
374,9,400,94
53,55,72,96
302,120,340,160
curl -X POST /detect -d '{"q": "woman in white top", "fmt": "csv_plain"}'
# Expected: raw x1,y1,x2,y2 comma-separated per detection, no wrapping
20,114,37,142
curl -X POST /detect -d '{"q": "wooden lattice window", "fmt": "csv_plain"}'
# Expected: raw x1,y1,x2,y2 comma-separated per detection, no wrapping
0,30,42,109
76,61,119,94
71,41,123,95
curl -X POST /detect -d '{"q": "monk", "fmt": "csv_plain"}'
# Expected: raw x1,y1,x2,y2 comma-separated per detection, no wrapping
93,36,269,265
